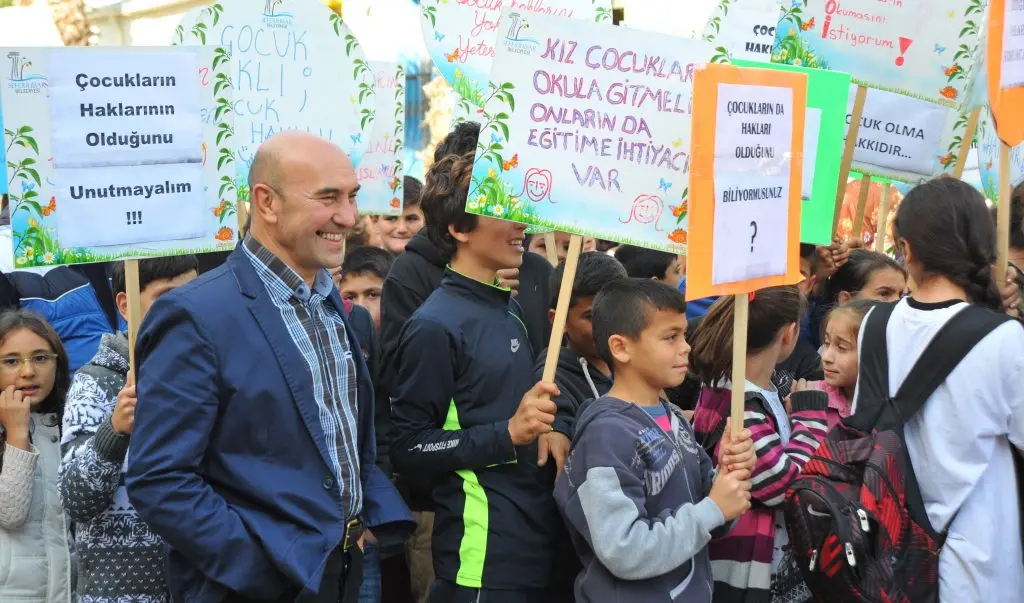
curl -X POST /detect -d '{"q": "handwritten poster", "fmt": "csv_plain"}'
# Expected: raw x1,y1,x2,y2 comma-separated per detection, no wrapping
989,0,1024,146
173,0,375,206
0,94,6,195
845,87,975,181
773,0,986,109
2,46,234,267
978,106,1024,200
420,0,612,109
687,64,805,299
703,0,785,62
734,60,848,244
467,8,714,253
359,62,405,216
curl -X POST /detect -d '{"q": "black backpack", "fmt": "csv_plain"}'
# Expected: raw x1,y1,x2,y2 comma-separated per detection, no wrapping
784,301,1022,602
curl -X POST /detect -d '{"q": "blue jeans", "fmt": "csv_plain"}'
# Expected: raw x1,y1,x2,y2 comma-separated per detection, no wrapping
357,542,381,603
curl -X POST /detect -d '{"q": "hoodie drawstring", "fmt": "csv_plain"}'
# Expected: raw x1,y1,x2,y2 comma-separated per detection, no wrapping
579,357,601,400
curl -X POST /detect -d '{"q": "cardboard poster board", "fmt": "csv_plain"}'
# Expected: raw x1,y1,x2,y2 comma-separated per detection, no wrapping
358,61,406,216
988,0,1024,146
466,8,714,254
686,63,805,300
2,46,233,267
704,0,786,63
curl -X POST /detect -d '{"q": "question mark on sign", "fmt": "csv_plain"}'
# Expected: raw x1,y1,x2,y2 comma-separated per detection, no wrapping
749,221,758,252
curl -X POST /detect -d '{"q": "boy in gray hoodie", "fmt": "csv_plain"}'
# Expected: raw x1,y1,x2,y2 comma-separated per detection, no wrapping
554,279,755,603
59,256,198,603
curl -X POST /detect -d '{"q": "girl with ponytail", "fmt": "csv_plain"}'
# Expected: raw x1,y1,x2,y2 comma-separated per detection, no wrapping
854,176,1024,601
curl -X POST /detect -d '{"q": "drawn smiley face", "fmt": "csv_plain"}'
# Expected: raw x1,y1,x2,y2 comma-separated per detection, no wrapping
632,195,663,224
524,169,553,202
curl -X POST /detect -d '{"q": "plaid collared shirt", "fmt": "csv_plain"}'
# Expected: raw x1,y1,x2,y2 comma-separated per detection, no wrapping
242,235,362,518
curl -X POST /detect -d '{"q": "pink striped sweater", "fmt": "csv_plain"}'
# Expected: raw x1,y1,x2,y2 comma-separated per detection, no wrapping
691,387,828,603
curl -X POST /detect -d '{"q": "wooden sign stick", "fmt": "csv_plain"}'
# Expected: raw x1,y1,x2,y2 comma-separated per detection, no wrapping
952,107,981,179
124,259,143,380
874,182,891,253
542,234,584,383
832,85,868,236
851,174,872,240
543,231,559,266
730,294,749,437
995,142,1012,284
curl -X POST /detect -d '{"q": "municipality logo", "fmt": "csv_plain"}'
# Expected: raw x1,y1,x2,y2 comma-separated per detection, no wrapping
262,0,293,27
503,13,539,56
6,52,47,94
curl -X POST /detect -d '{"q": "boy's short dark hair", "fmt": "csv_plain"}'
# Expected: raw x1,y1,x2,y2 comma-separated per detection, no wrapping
421,152,476,261
549,252,628,309
613,245,676,280
109,255,199,296
341,245,394,281
433,121,480,162
592,278,687,368
404,176,423,208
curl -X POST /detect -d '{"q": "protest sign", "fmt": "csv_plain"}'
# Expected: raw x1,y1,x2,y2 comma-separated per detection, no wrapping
0,95,6,195
703,0,785,63
773,0,986,109
358,62,405,216
686,63,805,299
734,60,847,244
174,0,375,207
2,46,233,267
988,0,1024,146
844,87,976,181
467,8,714,254
420,0,612,109
978,106,1024,201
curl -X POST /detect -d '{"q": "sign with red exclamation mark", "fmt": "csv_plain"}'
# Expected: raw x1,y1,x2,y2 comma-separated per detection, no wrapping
895,37,912,66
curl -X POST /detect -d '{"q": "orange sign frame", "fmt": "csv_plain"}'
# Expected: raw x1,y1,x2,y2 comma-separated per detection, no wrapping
988,0,1024,147
686,63,806,301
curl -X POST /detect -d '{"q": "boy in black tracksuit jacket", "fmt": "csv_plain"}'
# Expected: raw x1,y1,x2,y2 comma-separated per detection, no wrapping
390,151,560,602
531,252,628,600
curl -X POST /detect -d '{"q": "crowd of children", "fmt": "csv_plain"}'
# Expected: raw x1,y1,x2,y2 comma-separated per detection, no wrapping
0,120,1021,603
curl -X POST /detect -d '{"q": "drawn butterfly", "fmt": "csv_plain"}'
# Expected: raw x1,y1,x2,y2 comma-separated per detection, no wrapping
435,31,446,42
503,154,519,171
41,196,56,217
381,164,390,175
671,138,683,148
659,178,672,192
446,49,460,63
986,159,993,170
20,181,35,194
801,17,815,31
934,43,946,54
490,132,501,144
351,133,362,144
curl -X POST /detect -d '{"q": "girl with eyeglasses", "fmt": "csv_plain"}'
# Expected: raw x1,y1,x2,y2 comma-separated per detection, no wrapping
0,310,72,603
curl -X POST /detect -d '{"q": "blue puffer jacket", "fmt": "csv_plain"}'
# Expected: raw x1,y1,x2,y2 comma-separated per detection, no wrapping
6,265,121,372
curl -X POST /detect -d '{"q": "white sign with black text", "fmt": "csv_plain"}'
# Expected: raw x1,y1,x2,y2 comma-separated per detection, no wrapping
712,83,794,285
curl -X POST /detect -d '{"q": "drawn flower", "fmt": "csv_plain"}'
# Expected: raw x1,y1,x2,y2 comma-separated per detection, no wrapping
390,197,401,209
455,69,463,78
42,252,55,264
25,248,34,258
493,205,505,216
779,49,789,60
671,202,688,218
28,218,37,229
938,153,955,167
468,199,480,210
213,205,224,217
789,28,796,37
793,58,802,66
488,168,497,179
215,227,234,241
668,229,687,245
15,256,26,266
944,64,962,77
939,86,958,100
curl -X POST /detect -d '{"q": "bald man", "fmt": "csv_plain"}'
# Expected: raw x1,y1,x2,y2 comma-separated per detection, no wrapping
126,132,414,603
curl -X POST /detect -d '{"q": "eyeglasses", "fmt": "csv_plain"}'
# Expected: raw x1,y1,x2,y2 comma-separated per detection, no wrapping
0,354,58,374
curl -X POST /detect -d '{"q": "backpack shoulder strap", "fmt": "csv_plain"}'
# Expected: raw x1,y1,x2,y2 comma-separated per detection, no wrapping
880,304,1012,431
846,302,897,431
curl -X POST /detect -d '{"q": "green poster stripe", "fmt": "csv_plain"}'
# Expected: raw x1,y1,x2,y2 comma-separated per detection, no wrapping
443,400,488,588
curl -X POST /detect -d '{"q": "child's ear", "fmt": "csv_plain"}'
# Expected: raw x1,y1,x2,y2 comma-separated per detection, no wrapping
783,323,799,345
607,333,631,365
116,291,130,324
837,290,853,305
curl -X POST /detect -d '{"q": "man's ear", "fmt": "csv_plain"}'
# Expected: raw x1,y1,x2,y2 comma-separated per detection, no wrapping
548,308,556,325
250,183,278,225
449,223,471,244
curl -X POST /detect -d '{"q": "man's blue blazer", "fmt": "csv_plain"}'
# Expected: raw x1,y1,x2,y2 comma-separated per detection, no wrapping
126,248,414,603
